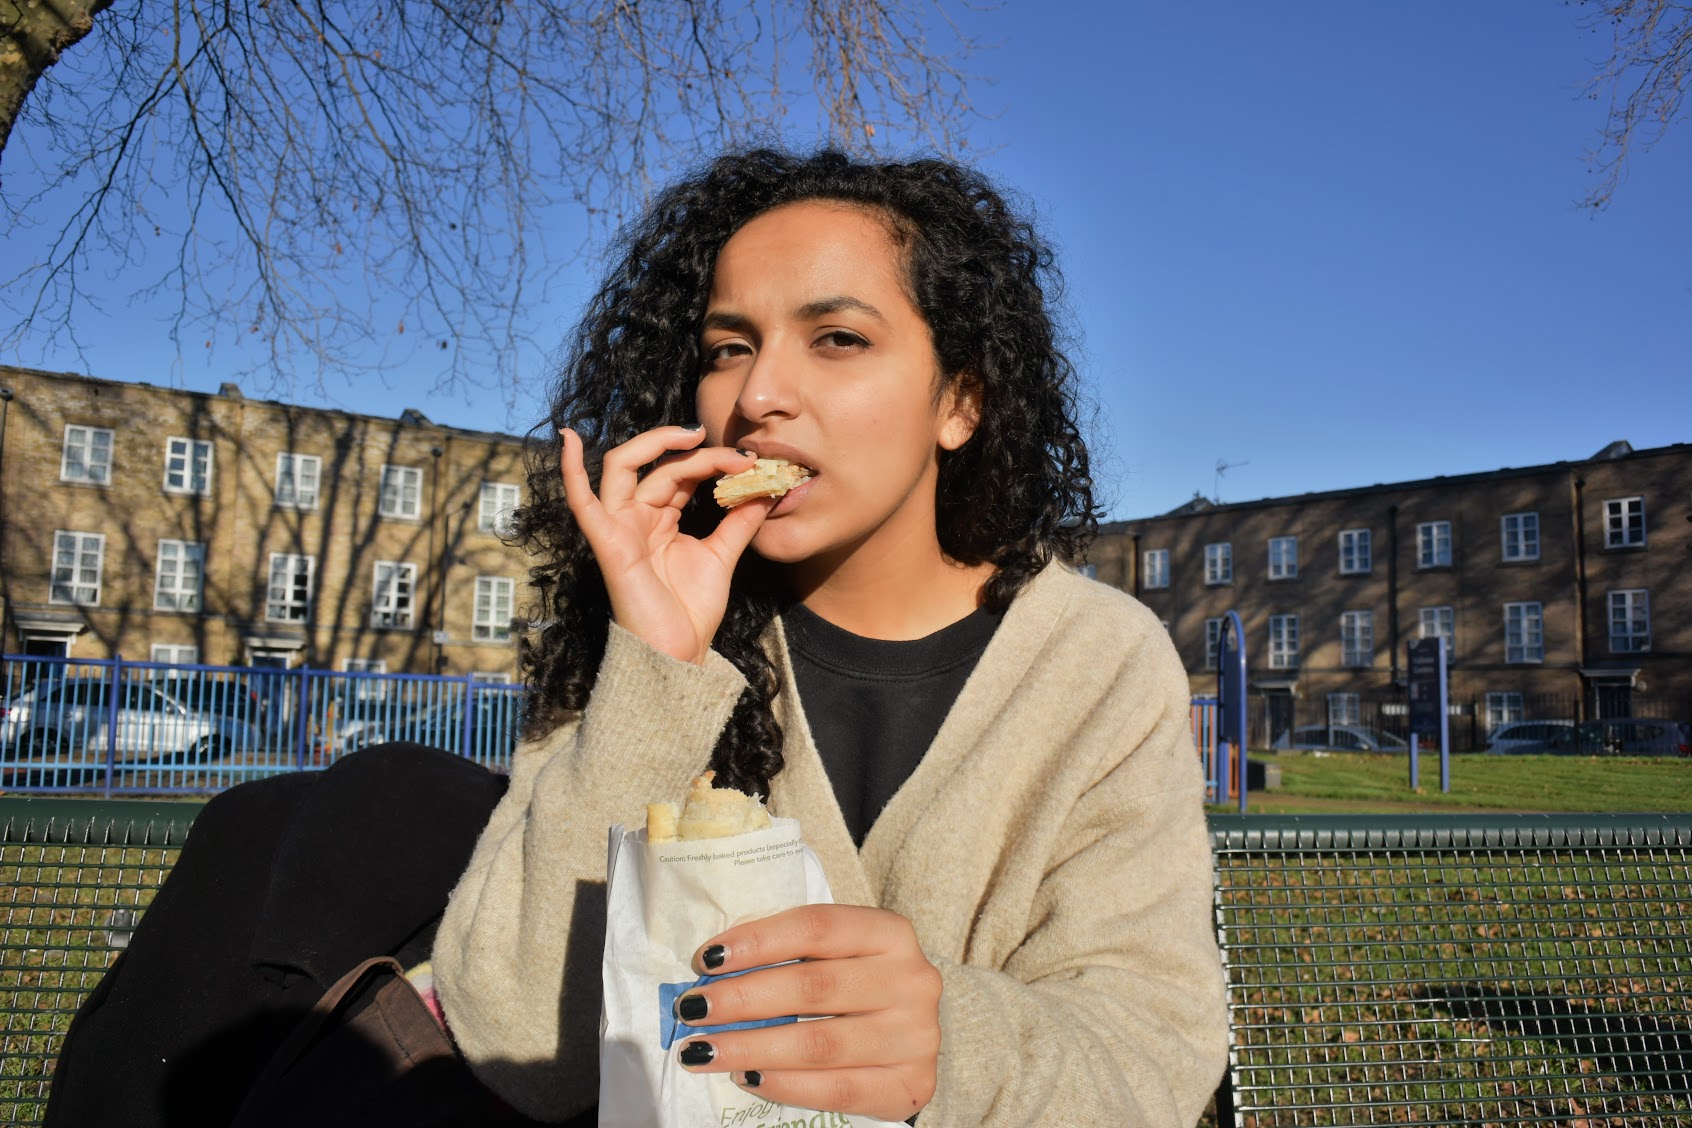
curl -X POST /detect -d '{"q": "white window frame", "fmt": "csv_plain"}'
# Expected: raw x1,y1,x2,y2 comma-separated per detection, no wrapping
150,644,199,665
50,531,105,606
1142,549,1169,590
1485,692,1524,735
1268,614,1299,670
1504,601,1544,664
1418,606,1455,650
163,436,214,496
379,464,424,520
474,576,515,642
1327,693,1361,726
1604,497,1646,549
371,561,418,630
470,671,512,685
1339,529,1372,575
1340,609,1374,667
266,553,316,623
1204,542,1233,585
275,452,323,510
479,481,521,536
1203,617,1223,671
153,539,205,613
1608,589,1650,653
1417,521,1452,568
1501,512,1540,561
341,658,390,702
1268,536,1298,580
61,425,114,486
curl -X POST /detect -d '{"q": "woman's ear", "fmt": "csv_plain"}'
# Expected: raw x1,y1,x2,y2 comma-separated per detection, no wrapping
938,372,983,452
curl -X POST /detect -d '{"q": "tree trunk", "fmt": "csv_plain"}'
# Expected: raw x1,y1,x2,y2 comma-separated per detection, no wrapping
0,0,112,157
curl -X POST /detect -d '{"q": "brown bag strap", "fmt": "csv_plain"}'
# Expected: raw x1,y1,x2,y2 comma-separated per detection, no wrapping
240,956,410,1093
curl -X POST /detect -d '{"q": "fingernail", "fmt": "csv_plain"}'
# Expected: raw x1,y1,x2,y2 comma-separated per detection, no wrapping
736,449,756,458
702,944,727,970
679,1040,715,1067
677,993,708,1022
683,422,705,430
738,1070,762,1088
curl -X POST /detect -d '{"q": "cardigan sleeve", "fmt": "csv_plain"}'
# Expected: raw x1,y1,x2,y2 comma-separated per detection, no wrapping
430,622,749,1122
923,627,1229,1128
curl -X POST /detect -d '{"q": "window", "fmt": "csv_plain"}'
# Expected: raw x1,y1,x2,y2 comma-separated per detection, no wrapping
1609,589,1650,653
163,437,213,495
1340,610,1373,667
1604,497,1646,548
1418,606,1455,651
275,453,322,509
474,576,515,641
1268,536,1298,579
371,561,417,629
1417,521,1452,568
1203,617,1223,671
154,540,205,612
1142,549,1170,590
1268,614,1299,670
1485,692,1524,735
150,644,199,665
266,554,315,622
1504,601,1544,663
1339,529,1371,574
1501,512,1539,561
1327,693,1360,725
379,465,423,519
61,426,114,485
479,482,521,536
50,531,105,605
1204,543,1232,585
470,671,512,685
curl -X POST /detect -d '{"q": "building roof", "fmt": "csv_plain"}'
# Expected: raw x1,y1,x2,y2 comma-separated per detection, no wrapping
1101,440,1690,533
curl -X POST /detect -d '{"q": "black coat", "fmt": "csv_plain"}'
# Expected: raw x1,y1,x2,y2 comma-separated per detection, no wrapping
45,743,586,1127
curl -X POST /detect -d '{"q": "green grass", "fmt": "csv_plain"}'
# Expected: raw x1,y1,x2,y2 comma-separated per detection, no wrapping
1211,750,1692,815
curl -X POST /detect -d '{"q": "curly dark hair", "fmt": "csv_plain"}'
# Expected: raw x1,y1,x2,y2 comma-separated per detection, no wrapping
513,147,1097,797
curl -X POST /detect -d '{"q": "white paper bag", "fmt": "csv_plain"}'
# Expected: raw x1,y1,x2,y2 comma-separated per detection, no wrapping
598,818,904,1128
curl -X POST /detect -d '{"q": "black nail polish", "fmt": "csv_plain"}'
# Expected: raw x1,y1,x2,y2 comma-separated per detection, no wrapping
742,1070,762,1088
702,945,727,970
683,422,705,430
680,1041,715,1067
677,994,708,1022
736,449,755,458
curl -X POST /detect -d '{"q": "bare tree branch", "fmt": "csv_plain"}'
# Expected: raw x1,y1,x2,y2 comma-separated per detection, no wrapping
0,0,989,398
1579,0,1692,209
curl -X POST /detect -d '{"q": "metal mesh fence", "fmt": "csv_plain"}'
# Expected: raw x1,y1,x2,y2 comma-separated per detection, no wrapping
0,799,198,1126
1209,815,1692,1127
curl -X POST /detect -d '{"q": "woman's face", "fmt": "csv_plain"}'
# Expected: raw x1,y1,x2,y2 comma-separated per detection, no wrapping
695,200,976,571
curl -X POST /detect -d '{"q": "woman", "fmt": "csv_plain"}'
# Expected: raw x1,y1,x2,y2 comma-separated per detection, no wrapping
431,148,1227,1126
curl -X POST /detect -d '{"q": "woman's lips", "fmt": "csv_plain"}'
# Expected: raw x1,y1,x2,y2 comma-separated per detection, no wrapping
767,472,817,517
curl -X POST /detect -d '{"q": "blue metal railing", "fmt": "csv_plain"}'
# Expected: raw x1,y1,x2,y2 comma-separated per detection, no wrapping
0,655,523,795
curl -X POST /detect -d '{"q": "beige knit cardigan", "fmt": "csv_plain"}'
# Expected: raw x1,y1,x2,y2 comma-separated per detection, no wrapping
432,563,1229,1125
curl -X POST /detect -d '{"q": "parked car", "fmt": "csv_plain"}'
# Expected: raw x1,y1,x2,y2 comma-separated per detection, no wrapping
1486,720,1578,755
0,677,262,770
1271,724,1410,754
1575,718,1691,758
323,692,522,765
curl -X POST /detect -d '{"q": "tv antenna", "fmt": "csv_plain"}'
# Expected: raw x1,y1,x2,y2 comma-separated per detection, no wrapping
1214,458,1249,503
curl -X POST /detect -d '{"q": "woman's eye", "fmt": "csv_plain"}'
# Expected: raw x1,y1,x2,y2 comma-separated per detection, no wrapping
816,330,868,351
704,341,750,365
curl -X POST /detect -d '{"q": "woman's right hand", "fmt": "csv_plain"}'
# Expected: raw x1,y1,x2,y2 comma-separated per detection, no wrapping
560,425,773,665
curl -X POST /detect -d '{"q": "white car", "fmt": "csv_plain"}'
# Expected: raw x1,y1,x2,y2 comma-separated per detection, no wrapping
1271,724,1410,754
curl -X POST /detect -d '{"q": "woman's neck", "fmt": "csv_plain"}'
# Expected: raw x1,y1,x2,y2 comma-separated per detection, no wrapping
786,529,995,641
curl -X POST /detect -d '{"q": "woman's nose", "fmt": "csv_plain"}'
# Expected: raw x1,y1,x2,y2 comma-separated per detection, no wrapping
733,346,800,421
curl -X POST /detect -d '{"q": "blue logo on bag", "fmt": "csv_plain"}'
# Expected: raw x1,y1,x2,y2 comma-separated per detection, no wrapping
658,967,798,1050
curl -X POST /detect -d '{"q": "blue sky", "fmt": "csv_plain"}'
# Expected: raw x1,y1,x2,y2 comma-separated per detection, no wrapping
6,3,1689,519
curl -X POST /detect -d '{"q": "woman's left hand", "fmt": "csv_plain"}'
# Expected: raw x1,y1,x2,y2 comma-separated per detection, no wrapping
675,904,943,1122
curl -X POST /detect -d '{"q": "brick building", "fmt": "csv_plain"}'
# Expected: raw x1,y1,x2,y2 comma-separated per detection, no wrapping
1087,441,1692,743
0,365,533,679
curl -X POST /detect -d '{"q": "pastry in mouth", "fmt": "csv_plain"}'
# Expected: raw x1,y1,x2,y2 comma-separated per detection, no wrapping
646,771,771,842
712,458,815,508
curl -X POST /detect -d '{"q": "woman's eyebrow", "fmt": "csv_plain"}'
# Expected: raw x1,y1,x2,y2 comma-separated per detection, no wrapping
702,309,755,333
794,295,887,323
